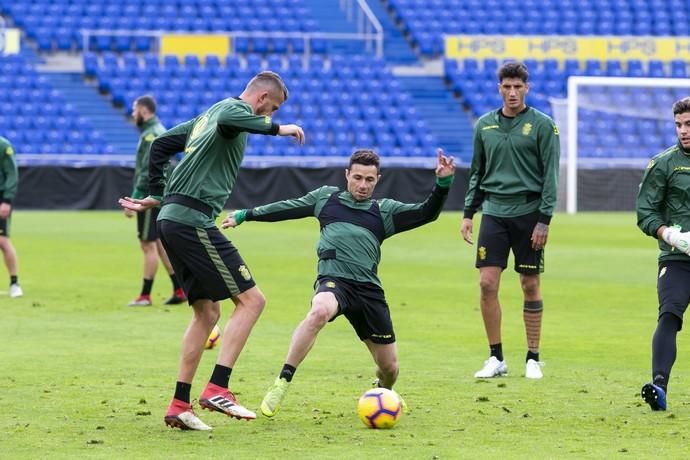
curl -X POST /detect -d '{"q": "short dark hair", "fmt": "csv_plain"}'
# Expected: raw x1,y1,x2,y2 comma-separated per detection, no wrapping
247,71,289,102
134,95,157,114
673,97,690,115
497,62,529,83
349,149,380,172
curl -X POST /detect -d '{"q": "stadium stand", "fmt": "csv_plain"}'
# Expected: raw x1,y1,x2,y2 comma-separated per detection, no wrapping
0,54,113,155
88,51,439,157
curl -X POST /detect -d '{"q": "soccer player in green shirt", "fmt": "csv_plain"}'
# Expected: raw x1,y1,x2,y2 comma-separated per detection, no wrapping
125,95,186,307
223,148,455,417
460,62,560,380
0,136,21,298
119,71,304,431
637,97,690,411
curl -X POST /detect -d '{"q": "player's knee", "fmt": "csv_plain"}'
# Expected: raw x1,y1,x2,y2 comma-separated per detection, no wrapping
306,303,332,328
520,275,540,297
479,276,499,296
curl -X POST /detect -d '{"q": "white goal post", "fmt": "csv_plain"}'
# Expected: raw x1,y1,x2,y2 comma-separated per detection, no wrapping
559,76,690,214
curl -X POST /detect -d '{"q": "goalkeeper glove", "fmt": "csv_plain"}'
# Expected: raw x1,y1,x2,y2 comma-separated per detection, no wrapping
662,225,690,255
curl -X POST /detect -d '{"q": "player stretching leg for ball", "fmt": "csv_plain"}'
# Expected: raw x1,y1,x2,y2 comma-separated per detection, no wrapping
120,72,304,430
223,149,455,417
637,97,690,411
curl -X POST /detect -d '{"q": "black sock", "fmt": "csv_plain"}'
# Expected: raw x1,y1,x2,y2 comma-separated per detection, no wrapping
279,364,297,382
209,364,232,388
170,274,181,290
490,343,503,362
10,275,17,285
141,278,154,296
174,381,192,403
526,351,540,362
652,313,681,392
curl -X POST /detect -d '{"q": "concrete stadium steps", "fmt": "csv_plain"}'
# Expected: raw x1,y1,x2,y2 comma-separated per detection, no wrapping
396,76,474,162
44,72,138,154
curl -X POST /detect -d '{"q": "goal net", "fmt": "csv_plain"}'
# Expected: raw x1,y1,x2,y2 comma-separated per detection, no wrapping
550,76,690,213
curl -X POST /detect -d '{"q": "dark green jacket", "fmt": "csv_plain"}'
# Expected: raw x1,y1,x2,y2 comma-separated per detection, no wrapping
239,177,451,287
636,142,690,262
149,97,280,228
464,107,560,224
0,136,18,204
132,116,166,199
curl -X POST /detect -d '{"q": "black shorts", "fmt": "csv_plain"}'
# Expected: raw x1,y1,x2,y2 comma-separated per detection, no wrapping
158,219,256,304
0,212,10,237
476,211,544,274
137,207,160,241
657,260,690,330
314,276,395,344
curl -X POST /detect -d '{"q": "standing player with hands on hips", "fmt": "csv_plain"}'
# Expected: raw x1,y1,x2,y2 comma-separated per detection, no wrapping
119,71,304,431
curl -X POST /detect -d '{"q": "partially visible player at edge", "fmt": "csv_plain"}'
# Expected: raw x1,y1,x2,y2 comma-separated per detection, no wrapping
223,148,455,418
119,71,305,431
637,97,690,412
460,62,560,380
125,95,186,307
0,135,21,298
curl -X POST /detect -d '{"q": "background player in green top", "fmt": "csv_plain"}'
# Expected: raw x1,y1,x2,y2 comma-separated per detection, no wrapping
460,62,560,380
223,148,455,418
124,95,186,307
0,136,21,298
119,71,304,431
637,97,690,412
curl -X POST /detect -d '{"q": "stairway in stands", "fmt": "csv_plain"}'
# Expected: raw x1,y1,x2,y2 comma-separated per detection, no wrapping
397,77,473,162
43,72,138,154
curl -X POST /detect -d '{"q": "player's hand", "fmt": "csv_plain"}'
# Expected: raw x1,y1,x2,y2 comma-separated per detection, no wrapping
0,202,11,219
435,148,456,178
278,124,305,145
460,218,474,245
662,225,690,255
123,208,135,218
221,213,238,229
531,222,549,250
118,196,160,213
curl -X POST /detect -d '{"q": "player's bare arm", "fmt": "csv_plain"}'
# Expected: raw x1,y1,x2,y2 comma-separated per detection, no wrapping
531,222,549,250
435,148,456,178
460,218,474,245
118,196,161,213
278,124,305,145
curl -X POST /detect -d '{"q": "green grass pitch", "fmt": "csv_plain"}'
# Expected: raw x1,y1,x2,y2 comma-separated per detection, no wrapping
2,210,689,459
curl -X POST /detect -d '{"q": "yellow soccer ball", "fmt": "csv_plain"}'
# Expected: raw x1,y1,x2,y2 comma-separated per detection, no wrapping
357,387,402,429
205,325,221,350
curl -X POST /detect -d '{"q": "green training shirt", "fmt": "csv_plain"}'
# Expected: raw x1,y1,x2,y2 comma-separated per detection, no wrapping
0,136,18,204
132,116,166,199
238,177,451,287
637,142,690,262
148,97,280,228
463,106,560,224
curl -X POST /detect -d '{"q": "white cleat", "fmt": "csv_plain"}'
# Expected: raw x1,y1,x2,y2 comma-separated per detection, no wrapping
525,359,544,379
164,410,213,431
9,284,23,298
474,356,508,378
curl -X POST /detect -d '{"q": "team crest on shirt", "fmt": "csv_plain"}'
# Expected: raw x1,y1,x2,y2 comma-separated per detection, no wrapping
522,123,533,136
646,159,656,169
326,281,336,288
264,116,271,124
659,267,667,278
553,125,559,136
144,133,157,142
5,146,14,155
478,246,487,260
238,265,252,281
